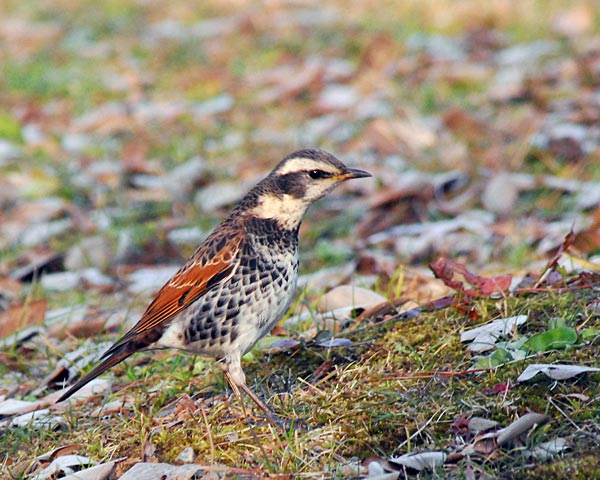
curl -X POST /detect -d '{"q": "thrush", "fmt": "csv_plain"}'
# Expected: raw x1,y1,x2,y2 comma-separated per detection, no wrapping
57,149,371,420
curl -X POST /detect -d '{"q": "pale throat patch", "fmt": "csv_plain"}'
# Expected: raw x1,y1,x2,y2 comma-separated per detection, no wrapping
249,193,309,229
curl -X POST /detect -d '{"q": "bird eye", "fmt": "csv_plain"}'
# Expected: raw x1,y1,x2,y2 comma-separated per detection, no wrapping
308,170,328,179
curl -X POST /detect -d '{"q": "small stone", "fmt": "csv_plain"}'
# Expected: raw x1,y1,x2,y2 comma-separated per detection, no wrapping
481,172,519,216
318,285,387,313
65,236,112,270
165,156,206,198
194,182,245,212
495,40,559,66
127,266,179,294
468,417,499,434
80,268,115,287
18,218,72,248
552,4,594,37
317,84,358,111
0,140,21,163
175,446,196,464
192,93,234,120
167,227,207,246
41,271,81,292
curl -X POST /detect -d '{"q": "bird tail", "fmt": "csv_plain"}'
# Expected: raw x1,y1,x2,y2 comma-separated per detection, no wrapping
56,346,134,403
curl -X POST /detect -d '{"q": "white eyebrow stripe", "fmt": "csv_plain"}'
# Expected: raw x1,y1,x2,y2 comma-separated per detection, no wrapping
275,157,340,176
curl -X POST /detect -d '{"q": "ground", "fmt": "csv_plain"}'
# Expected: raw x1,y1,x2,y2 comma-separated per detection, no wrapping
1,1,600,478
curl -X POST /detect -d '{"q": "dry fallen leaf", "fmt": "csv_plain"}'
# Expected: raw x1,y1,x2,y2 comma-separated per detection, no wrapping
60,461,116,480
55,378,111,404
517,364,600,382
460,315,527,352
0,299,47,339
496,413,549,446
118,462,260,480
467,416,499,434
529,437,568,460
2,407,66,429
389,451,447,471
318,284,387,312
430,258,512,297
465,412,550,457
29,454,96,480
552,3,595,37
0,277,22,301
0,398,42,417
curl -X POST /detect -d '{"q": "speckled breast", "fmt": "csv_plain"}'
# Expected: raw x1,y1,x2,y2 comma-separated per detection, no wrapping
178,222,299,359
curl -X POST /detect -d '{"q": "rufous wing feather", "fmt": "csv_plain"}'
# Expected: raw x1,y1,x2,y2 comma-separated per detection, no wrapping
110,256,236,349
57,233,240,402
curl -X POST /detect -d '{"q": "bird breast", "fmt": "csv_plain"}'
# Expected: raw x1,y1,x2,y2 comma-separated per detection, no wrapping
157,234,299,359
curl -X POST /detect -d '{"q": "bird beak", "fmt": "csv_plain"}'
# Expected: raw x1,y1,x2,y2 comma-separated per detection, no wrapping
339,167,372,180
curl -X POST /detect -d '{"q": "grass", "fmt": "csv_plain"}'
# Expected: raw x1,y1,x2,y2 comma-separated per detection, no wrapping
4,278,599,478
1,0,600,477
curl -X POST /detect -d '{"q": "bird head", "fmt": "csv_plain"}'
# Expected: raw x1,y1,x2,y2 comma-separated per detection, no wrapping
246,149,371,230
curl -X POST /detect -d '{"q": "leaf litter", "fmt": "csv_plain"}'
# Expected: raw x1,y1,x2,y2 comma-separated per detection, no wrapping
1,0,600,478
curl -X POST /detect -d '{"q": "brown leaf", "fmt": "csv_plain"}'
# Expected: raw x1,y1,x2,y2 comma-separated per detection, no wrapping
8,444,81,479
0,299,47,339
173,395,199,421
141,441,158,463
314,359,335,380
350,117,437,157
0,277,22,300
430,258,512,297
36,444,81,464
43,363,70,387
49,316,108,340
471,432,498,455
10,250,64,282
357,185,431,238
552,3,595,37
442,108,490,144
256,60,323,104
429,258,465,293
534,227,575,288
357,33,397,72
121,139,151,174
572,206,600,254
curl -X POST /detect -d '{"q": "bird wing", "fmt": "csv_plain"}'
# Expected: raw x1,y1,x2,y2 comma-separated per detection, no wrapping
108,232,241,353
131,260,233,331
56,231,241,403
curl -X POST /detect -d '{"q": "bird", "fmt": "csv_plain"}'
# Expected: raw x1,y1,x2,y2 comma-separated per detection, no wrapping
57,149,371,421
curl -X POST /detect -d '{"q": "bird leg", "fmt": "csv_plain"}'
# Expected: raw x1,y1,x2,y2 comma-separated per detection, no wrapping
218,357,279,425
223,370,278,425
